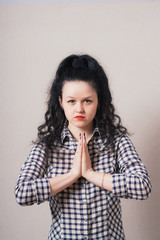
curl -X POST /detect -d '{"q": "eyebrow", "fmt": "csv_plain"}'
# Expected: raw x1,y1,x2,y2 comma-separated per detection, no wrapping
66,96,93,99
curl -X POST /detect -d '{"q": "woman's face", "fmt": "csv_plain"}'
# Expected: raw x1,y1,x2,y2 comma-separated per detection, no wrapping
59,80,98,133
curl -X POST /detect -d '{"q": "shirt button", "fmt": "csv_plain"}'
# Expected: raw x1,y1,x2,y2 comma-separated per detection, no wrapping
84,218,87,222
83,200,87,204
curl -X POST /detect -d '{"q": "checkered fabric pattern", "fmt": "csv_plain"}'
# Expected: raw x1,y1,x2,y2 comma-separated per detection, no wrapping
15,126,151,240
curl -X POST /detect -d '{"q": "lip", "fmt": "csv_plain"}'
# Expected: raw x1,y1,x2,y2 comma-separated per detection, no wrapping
74,116,85,120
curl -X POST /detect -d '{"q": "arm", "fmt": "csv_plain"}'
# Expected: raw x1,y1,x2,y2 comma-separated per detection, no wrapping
49,172,78,195
82,134,151,200
14,143,50,206
84,170,112,192
112,135,152,200
15,137,82,205
49,135,82,195
81,133,112,191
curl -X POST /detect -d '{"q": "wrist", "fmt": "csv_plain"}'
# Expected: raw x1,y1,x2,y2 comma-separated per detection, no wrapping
83,168,94,180
70,169,81,180
49,170,80,195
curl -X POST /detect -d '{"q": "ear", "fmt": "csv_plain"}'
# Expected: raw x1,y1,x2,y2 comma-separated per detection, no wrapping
59,96,63,109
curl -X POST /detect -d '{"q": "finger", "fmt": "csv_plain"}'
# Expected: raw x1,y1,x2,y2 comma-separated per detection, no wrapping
81,132,83,145
77,133,81,147
84,133,86,144
78,133,83,146
79,132,82,141
82,134,87,157
83,133,88,150
76,133,82,155
83,133,90,157
83,142,87,158
75,144,80,157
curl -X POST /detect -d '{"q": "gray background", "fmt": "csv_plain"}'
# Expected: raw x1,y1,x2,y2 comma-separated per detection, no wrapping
0,0,160,239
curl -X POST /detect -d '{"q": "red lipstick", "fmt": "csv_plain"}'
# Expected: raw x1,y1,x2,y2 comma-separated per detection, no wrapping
74,116,85,120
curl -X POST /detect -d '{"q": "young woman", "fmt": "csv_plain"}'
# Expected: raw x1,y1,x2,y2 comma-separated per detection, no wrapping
15,54,151,240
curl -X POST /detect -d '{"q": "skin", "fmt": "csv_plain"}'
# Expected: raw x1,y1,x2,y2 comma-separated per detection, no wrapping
49,80,112,195
59,80,98,142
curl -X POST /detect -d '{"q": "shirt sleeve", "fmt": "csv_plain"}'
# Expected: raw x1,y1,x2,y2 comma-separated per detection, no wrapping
112,135,152,200
14,143,51,206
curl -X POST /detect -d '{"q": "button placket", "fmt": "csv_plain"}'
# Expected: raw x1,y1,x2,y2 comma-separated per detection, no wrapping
80,180,89,237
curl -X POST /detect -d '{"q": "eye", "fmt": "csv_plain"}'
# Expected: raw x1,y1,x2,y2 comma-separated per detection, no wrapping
84,99,92,103
68,100,75,104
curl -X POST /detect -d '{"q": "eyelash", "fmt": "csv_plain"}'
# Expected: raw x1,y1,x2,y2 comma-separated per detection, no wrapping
68,100,92,104
84,100,92,103
68,100,74,103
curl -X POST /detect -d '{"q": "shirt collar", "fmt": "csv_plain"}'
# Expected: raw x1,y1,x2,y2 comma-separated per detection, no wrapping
61,123,72,143
61,122,105,145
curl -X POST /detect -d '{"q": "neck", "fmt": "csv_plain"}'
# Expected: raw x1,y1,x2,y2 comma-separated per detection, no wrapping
68,124,94,142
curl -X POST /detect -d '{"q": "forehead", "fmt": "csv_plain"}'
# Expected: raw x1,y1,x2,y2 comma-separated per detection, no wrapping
62,80,97,97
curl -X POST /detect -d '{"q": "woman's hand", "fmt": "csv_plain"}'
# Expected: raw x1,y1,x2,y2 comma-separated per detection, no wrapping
71,133,82,178
71,133,93,179
70,133,112,192
81,133,94,178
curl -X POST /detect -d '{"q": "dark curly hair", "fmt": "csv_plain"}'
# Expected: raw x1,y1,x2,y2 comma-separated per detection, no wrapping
36,54,128,149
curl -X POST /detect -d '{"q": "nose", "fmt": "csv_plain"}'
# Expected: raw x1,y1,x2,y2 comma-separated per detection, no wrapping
76,102,84,113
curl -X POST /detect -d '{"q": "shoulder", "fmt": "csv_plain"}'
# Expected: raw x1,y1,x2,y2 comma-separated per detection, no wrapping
28,142,48,157
111,131,134,149
112,132,138,155
110,130,124,144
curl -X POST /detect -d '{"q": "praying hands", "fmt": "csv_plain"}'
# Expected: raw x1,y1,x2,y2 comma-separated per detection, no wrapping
71,133,93,179
71,133,112,191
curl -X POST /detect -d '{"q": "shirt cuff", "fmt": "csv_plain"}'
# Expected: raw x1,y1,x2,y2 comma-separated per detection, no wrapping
34,178,51,204
112,173,128,198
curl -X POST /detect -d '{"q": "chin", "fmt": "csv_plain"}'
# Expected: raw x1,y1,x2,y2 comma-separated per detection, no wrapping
75,123,87,128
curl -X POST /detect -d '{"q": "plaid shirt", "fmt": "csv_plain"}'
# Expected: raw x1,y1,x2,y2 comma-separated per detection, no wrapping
15,126,151,240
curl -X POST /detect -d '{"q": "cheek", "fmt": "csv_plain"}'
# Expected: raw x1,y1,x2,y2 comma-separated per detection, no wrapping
93,102,98,112
89,105,98,118
63,106,73,120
